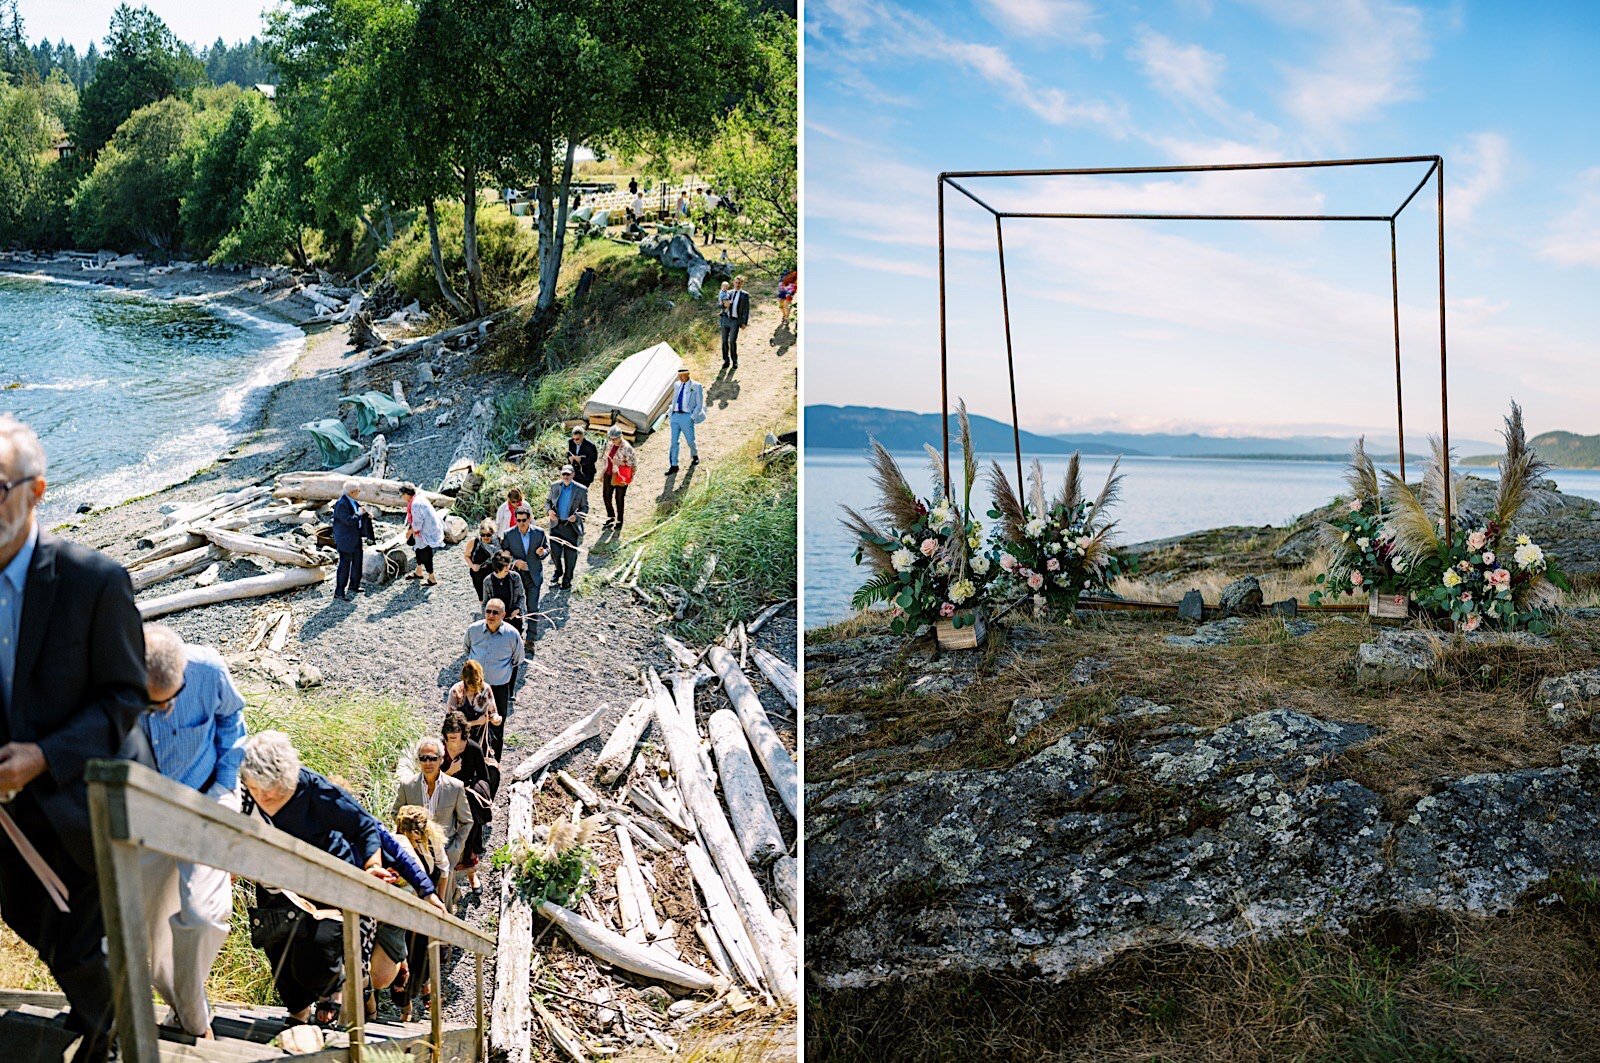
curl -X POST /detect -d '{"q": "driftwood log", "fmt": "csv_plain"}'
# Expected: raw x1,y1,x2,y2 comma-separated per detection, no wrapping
440,398,495,496
656,674,797,1003
200,527,327,568
324,308,515,379
535,902,716,994
594,696,655,786
138,567,328,619
750,646,798,710
706,710,785,867
707,647,798,821
273,472,451,511
490,779,537,1062
511,705,606,782
772,854,797,923
129,544,226,593
681,842,763,991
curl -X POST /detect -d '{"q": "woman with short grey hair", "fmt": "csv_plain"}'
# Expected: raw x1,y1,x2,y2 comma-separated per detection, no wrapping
239,731,302,801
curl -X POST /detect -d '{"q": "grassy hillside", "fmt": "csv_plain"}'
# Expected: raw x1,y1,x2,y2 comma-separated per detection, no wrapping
1465,430,1600,469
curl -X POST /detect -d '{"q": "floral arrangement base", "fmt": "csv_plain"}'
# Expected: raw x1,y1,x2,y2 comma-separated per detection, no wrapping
1368,591,1409,620
935,610,986,650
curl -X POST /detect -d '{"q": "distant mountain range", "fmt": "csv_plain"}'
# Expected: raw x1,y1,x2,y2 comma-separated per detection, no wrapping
805,406,1133,456
1464,431,1600,470
806,405,1501,461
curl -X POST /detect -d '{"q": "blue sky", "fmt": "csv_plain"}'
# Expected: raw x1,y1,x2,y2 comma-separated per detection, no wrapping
804,1,1600,443
19,1,273,49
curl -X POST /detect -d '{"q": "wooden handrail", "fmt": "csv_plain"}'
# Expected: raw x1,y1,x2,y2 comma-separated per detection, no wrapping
86,758,494,1063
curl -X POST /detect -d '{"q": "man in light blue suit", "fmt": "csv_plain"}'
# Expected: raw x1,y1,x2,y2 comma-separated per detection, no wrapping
666,365,705,474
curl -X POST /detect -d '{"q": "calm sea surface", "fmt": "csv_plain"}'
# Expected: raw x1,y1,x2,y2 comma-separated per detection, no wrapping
804,449,1600,628
0,274,303,524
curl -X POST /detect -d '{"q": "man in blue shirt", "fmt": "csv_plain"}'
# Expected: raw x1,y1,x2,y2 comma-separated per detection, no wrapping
464,600,525,757
138,624,247,1037
545,465,589,591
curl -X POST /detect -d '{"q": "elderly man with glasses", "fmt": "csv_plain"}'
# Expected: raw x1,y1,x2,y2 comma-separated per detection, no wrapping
137,623,247,1039
546,464,589,591
566,425,598,488
463,599,524,758
393,737,472,905
499,504,547,638
0,414,147,1063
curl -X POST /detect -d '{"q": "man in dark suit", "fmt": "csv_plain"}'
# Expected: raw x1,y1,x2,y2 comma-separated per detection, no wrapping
499,505,547,635
0,414,147,1063
566,426,598,488
330,480,373,600
720,274,751,371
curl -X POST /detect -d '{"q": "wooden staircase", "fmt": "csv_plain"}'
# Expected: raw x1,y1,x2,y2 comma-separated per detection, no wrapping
0,990,480,1062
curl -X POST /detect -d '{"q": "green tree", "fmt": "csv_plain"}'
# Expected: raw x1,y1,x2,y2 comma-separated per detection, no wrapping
73,5,204,157
493,0,761,314
181,89,274,256
0,0,27,84
0,80,50,237
705,16,795,271
71,94,196,251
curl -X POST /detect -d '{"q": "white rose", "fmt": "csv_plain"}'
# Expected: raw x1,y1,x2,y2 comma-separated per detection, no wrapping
891,548,916,573
1025,517,1047,538
970,556,991,575
1356,537,1370,551
1046,541,1061,555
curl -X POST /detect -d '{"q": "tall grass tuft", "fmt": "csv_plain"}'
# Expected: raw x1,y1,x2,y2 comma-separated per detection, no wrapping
636,443,797,643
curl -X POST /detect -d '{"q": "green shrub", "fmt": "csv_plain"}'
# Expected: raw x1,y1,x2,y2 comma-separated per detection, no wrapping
376,198,537,313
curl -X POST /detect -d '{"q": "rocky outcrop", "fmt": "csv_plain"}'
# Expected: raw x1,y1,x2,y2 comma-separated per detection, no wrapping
807,695,1600,990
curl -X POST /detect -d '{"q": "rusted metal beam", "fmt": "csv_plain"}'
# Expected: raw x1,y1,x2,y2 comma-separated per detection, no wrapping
994,216,1025,503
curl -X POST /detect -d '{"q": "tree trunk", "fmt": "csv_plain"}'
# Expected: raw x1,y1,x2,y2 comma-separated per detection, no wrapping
536,137,577,312
425,199,472,318
462,161,484,316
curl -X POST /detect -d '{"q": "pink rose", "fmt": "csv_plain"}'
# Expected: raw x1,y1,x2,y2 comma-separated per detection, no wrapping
1460,591,1472,603
939,602,956,618
1464,613,1482,632
1489,568,1511,588
1481,551,1495,565
1348,500,1362,513
1467,530,1487,551
1350,570,1364,587
920,538,937,557
1046,558,1060,572
999,552,1017,572
1027,572,1045,590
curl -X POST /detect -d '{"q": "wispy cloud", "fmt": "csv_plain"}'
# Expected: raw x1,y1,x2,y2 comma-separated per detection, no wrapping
811,0,1128,135
1538,167,1600,269
1245,0,1432,138
977,0,1105,46
1450,132,1510,225
1130,30,1227,116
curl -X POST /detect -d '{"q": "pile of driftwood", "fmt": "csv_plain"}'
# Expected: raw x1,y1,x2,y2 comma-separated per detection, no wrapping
252,267,428,343
491,604,799,1062
127,471,465,620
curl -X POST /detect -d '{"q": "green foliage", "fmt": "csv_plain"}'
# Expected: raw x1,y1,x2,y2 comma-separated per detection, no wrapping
70,94,196,251
377,199,538,311
181,90,276,257
73,5,205,158
199,36,277,87
0,78,51,236
491,840,596,907
704,15,796,270
638,445,798,643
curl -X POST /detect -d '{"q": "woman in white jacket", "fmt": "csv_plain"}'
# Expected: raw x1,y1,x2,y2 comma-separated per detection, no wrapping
400,483,445,586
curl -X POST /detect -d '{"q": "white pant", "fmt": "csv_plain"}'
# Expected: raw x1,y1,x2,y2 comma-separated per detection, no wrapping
139,851,233,1035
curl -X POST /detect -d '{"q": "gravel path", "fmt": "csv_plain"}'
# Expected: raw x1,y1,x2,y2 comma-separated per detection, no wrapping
57,278,799,1047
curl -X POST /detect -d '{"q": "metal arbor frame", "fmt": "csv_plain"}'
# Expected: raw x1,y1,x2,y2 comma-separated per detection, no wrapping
936,155,1454,532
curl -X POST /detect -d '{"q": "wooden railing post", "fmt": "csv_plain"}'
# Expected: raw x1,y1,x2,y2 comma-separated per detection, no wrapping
87,775,160,1063
475,954,486,1062
343,909,365,1062
429,939,444,1062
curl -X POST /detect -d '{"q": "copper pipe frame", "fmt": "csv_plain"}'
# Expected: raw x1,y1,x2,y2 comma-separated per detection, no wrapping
935,156,1451,528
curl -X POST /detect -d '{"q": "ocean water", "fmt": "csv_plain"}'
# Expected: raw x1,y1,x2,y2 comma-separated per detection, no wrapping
805,449,1600,628
0,274,304,523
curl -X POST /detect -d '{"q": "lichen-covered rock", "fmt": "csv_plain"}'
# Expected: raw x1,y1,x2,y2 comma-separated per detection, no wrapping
1539,668,1600,712
1008,696,1066,741
1356,629,1441,685
1069,657,1111,686
807,705,1600,991
1218,576,1264,617
1164,617,1313,648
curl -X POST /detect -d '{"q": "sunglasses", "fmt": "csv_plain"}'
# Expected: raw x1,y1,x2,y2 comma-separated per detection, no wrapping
148,680,187,711
417,754,442,763
485,608,504,616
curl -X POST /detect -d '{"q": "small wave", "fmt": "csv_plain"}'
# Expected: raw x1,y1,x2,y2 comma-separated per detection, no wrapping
5,376,111,392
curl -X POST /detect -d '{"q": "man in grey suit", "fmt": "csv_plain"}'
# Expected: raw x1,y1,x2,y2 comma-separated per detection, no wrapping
719,274,751,371
546,465,589,590
393,737,473,902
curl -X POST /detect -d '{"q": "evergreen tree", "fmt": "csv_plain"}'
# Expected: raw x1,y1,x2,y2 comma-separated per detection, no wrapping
73,5,205,157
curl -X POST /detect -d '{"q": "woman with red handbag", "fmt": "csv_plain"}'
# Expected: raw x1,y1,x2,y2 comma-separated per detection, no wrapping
600,424,637,530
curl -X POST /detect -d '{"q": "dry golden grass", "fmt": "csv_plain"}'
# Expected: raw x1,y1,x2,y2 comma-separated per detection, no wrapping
808,607,1600,817
807,900,1600,1062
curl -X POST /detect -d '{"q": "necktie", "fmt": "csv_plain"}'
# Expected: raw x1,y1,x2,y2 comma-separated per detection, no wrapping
677,384,686,413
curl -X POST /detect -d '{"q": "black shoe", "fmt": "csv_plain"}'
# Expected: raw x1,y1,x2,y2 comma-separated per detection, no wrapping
333,592,347,601
666,465,679,474
561,583,573,590
690,455,700,464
